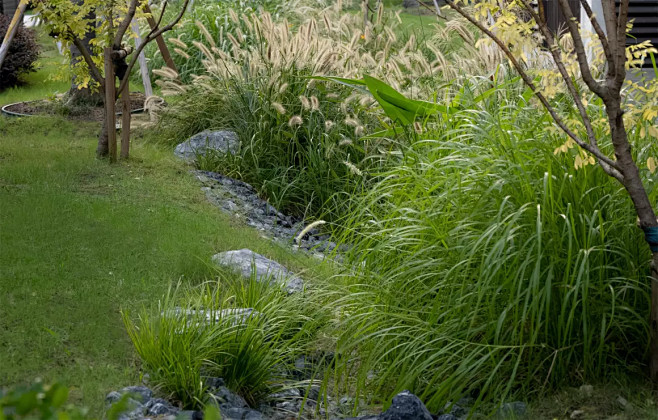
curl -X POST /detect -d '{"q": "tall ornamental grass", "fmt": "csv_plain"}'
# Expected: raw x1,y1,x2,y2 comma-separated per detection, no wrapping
327,79,656,412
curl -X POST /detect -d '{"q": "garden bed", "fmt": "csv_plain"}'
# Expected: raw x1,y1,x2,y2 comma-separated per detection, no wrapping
1,92,146,121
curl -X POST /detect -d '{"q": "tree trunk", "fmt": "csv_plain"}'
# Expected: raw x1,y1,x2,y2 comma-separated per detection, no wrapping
605,96,658,381
120,77,131,159
103,47,117,161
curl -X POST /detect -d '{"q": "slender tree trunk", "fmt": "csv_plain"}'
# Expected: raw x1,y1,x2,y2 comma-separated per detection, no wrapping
605,97,658,381
120,78,131,159
103,47,117,161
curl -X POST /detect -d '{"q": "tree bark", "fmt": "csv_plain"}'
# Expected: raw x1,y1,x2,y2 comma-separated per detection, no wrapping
120,77,131,159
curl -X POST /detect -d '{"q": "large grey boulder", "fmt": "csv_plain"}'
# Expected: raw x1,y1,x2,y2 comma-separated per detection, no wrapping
174,130,239,160
212,249,304,293
379,391,433,420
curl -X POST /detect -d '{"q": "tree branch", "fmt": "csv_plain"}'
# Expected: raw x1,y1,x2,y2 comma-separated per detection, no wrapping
71,34,105,92
577,0,615,66
114,0,140,49
555,0,607,97
615,0,630,87
444,0,622,179
117,0,190,96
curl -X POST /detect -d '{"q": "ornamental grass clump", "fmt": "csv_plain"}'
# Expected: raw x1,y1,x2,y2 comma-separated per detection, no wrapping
326,78,656,412
124,271,331,409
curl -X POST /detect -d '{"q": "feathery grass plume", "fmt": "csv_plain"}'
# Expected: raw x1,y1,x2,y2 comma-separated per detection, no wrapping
299,96,311,110
196,21,216,48
338,138,353,146
192,41,214,60
288,115,303,126
326,93,339,99
271,102,287,115
310,96,320,111
413,121,423,134
344,117,360,127
278,83,289,94
355,126,365,137
168,37,188,49
295,220,326,245
228,8,239,24
325,120,335,131
343,160,363,176
153,67,179,80
227,33,241,50
174,48,191,60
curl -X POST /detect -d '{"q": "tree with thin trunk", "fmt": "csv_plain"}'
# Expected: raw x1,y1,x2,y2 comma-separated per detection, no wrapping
33,0,189,160
442,0,658,378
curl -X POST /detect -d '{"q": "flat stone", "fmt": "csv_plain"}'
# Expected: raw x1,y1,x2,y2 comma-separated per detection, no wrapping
212,249,303,293
165,307,259,328
175,130,239,160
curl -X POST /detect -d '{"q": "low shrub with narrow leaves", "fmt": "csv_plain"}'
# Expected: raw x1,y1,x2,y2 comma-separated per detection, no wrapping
0,14,39,89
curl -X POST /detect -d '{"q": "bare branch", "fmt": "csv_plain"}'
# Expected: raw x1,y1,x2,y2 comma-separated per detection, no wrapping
555,0,607,97
117,0,191,96
615,0,630,87
578,0,615,66
114,0,140,49
154,1,168,29
444,0,621,177
71,35,105,91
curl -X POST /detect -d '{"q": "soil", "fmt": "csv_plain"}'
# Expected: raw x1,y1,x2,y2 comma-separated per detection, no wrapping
3,93,146,123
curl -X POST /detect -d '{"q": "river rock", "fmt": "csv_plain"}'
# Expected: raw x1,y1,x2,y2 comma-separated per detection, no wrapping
174,130,239,160
212,249,304,293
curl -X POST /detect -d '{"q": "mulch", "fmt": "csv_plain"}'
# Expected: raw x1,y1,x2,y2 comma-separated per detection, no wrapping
3,92,146,123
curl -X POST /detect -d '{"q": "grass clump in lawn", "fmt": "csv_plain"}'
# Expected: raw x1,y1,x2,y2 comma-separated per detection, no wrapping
124,272,331,410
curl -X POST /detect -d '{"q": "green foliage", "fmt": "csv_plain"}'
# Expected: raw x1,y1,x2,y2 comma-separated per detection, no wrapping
0,382,86,420
0,14,40,89
124,273,330,409
327,77,656,412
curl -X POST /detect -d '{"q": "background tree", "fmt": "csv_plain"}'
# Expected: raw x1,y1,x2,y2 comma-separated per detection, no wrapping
33,0,190,160
442,0,658,378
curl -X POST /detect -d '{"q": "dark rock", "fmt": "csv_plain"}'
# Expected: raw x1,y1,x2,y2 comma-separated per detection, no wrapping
212,249,303,293
204,377,226,390
176,410,204,420
219,407,266,420
496,401,527,418
120,386,153,403
443,402,467,418
211,386,248,409
436,415,458,420
175,130,239,160
106,391,122,404
145,398,178,416
380,391,433,420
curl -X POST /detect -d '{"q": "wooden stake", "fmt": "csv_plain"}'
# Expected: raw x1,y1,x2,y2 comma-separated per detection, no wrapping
121,78,131,159
130,19,153,97
104,47,117,162
143,3,178,73
0,0,29,71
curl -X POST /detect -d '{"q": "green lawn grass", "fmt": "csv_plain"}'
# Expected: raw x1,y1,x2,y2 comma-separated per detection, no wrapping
0,115,320,415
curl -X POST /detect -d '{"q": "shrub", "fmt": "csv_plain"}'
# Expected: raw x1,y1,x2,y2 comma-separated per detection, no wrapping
0,14,39,89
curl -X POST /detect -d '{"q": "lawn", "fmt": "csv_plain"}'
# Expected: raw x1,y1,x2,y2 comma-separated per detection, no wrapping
0,115,318,415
